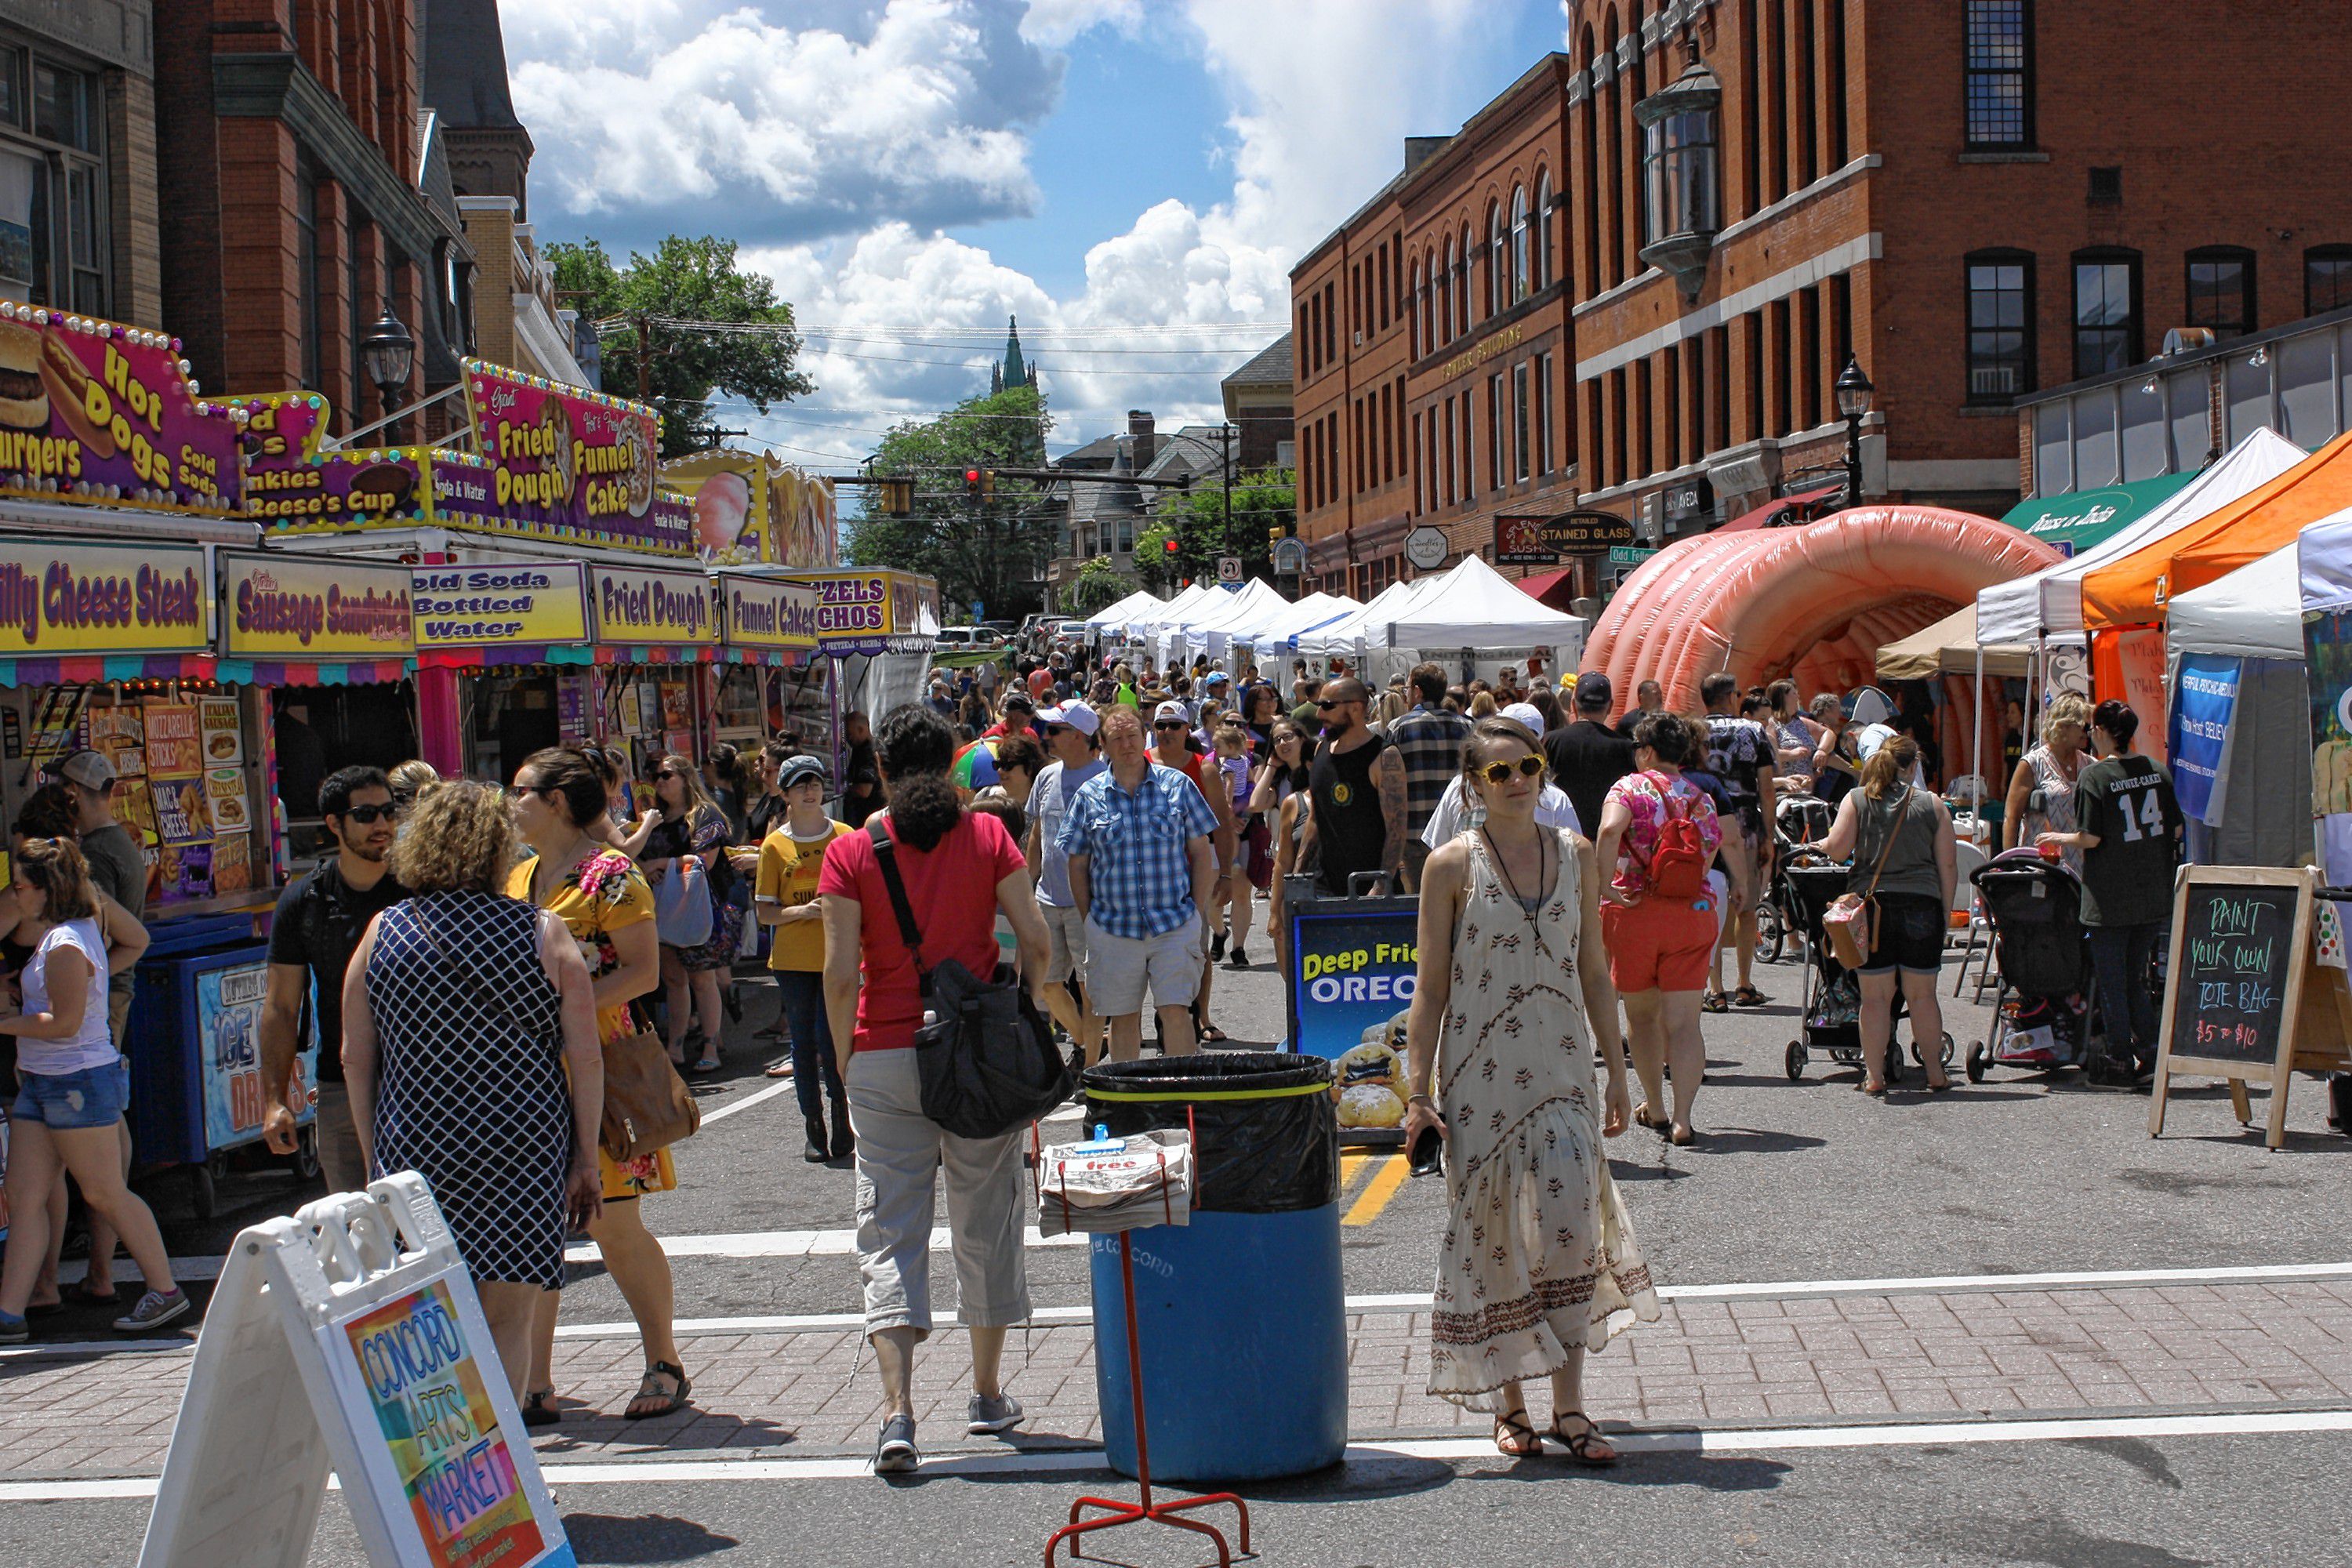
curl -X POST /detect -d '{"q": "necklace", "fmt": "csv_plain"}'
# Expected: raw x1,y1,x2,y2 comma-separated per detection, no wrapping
1479,826,1551,915
532,831,598,904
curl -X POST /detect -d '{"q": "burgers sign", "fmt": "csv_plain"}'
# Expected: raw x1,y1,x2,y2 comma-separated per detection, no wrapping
0,305,244,517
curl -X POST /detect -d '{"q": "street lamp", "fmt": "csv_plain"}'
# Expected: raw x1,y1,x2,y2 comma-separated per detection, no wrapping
361,306,417,446
1834,353,1874,505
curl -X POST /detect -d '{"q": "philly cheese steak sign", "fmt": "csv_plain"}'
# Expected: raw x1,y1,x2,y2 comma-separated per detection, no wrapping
0,537,211,654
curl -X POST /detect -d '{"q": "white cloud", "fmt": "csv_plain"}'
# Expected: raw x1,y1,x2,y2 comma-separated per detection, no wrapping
499,0,1519,459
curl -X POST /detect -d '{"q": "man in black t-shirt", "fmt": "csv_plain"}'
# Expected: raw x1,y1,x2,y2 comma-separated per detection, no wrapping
2038,699,2181,1090
1545,672,1638,844
260,766,408,1190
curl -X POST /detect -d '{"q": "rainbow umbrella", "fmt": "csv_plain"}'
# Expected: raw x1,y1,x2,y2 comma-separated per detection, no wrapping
951,737,1003,793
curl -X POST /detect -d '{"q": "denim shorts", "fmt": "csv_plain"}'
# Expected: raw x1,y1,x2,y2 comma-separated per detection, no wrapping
1859,892,1947,977
11,1058,130,1130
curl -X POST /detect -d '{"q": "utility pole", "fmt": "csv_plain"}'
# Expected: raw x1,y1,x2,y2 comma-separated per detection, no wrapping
1217,422,1236,562
632,310,655,405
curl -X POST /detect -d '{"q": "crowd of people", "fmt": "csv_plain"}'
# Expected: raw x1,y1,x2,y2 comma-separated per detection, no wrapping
0,637,2185,1477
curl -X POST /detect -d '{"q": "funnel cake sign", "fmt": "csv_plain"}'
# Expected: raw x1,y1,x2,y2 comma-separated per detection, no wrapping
0,305,243,517
459,359,688,551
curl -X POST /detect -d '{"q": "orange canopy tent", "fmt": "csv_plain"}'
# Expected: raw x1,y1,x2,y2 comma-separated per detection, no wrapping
2079,428,2352,630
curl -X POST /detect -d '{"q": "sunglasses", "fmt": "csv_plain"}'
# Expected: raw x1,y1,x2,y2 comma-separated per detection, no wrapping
1315,699,1356,711
656,769,684,780
1042,724,1072,737
1474,756,1548,785
1154,720,1189,731
341,802,403,824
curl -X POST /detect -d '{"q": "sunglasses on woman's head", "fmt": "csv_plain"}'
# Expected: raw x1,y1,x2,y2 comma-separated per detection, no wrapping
1475,756,1547,784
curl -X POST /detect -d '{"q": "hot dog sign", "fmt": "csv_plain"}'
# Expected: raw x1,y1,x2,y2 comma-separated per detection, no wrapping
0,304,244,517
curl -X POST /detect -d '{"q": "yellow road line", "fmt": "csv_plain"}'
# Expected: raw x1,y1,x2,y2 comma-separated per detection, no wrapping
1338,1149,1374,1201
1342,1154,1410,1227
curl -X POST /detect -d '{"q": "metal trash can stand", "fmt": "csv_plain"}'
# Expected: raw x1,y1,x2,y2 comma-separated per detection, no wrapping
1080,1054,1348,1483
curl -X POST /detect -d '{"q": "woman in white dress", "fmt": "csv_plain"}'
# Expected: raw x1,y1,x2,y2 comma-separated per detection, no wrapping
1401,716,1661,1460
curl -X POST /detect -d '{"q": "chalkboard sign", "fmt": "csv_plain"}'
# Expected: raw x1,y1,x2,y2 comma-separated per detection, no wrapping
2164,879,2300,1066
2151,865,2352,1149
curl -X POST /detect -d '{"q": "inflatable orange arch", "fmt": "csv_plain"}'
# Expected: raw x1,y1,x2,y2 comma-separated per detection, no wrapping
1584,506,2063,716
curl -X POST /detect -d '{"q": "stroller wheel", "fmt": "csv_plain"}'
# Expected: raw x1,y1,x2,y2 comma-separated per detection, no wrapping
1784,1039,1806,1081
1940,1030,1956,1066
1966,1041,1988,1083
1758,902,1785,964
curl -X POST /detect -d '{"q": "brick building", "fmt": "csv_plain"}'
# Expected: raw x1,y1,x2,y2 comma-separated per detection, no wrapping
154,0,474,434
0,0,163,326
1295,0,2352,600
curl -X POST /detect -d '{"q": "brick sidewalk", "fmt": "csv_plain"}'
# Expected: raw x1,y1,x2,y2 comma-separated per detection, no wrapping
5,1278,2350,1478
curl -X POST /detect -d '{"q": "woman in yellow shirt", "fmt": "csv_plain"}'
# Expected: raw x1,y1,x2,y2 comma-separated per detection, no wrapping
506,747,688,1424
756,755,853,1162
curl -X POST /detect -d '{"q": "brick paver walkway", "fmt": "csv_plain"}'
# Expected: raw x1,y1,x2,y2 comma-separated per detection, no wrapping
5,1278,2349,1478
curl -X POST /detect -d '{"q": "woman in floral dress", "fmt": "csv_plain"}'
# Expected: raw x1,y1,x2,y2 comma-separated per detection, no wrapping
507,747,691,1423
1402,715,1660,1460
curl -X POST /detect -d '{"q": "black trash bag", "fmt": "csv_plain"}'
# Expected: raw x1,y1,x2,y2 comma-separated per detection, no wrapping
1080,1052,1338,1214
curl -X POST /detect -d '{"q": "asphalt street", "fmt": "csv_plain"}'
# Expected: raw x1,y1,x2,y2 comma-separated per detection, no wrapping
9,942,2349,1566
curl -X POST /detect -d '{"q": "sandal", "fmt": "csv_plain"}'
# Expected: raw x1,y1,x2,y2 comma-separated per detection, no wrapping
1732,985,1770,1007
66,1279,119,1307
521,1388,561,1428
1668,1123,1696,1146
624,1359,692,1420
1700,990,1730,1014
1493,1408,1541,1457
764,1056,797,1078
1632,1103,1671,1134
688,1057,723,1076
1198,1025,1230,1044
1549,1410,1619,1467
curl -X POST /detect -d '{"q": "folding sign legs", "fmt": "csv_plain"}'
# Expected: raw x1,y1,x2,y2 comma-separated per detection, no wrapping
1042,1230,1249,1567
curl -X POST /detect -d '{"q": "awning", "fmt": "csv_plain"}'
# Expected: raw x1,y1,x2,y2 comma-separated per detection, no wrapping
1998,471,2200,557
1720,484,1840,534
1514,567,1577,608
1873,603,2033,681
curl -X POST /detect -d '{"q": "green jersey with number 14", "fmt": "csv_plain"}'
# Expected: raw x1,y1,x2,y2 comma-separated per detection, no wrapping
2074,753,2181,927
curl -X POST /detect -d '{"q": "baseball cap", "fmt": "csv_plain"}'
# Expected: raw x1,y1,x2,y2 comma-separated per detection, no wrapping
1153,700,1191,724
776,754,828,790
1038,699,1099,736
1501,702,1548,739
1001,690,1036,712
47,749,117,792
1573,671,1613,710
1204,670,1231,688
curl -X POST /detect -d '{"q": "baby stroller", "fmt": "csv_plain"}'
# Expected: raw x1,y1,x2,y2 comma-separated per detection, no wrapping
1780,856,1955,1084
1963,848,2096,1081
1756,790,1835,964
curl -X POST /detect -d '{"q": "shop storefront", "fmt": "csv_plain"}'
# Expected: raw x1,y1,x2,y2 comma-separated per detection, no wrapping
716,571,822,763
796,568,941,781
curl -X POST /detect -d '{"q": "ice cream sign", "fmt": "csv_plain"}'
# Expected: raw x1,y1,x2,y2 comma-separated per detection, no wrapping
590,564,715,646
0,305,243,516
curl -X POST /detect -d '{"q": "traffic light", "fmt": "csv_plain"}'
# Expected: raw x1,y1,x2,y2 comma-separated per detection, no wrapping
1163,537,1180,556
881,477,913,516
964,467,982,499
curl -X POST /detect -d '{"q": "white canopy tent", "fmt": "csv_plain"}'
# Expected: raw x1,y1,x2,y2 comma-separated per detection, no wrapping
1123,580,1212,638
1976,428,2307,645
1181,579,1288,662
1246,592,1359,665
2169,539,2302,660
1082,589,1165,635
1380,554,1588,661
1294,575,1444,658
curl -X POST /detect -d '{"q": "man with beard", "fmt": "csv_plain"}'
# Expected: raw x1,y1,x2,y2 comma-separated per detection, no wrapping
260,766,410,1191
1305,676,1408,896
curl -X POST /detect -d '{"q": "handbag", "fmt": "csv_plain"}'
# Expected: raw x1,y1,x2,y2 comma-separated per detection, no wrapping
652,848,714,947
866,816,1072,1141
1824,788,1908,971
415,902,699,1164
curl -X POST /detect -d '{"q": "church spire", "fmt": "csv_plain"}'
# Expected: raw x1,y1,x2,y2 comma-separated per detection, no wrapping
1000,314,1028,390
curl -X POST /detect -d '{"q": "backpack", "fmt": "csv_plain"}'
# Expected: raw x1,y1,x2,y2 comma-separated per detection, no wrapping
1638,771,1710,899
1706,714,1762,804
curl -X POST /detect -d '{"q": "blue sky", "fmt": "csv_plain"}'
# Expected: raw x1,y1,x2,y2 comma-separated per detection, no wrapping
500,0,1573,464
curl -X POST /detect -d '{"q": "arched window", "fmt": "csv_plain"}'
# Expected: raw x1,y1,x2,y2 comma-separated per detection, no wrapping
1410,257,1424,357
1534,171,1555,291
1511,185,1530,303
1420,252,1436,351
1438,239,1454,347
1457,223,1472,336
1486,201,1505,316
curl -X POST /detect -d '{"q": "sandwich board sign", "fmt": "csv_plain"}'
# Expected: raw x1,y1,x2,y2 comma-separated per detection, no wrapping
136,1173,572,1568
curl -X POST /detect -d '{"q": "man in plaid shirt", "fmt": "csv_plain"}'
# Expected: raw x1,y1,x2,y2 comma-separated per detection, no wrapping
1058,704,1220,1061
1385,662,1473,891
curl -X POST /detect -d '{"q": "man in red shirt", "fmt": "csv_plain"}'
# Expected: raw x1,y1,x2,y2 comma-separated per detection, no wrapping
1152,700,1236,1040
983,690,1038,741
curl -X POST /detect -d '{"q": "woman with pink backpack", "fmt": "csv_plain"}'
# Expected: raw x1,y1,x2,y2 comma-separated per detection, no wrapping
1591,715,1730,1145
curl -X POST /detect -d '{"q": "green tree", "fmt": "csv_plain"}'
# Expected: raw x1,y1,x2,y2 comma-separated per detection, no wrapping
848,384,1055,620
1061,556,1130,616
1145,466,1296,587
545,235,814,459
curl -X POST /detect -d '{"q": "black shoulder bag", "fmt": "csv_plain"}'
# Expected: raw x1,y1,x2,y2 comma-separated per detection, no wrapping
866,816,1071,1140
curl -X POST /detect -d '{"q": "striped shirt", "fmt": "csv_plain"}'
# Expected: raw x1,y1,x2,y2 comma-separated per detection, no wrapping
1385,703,1475,834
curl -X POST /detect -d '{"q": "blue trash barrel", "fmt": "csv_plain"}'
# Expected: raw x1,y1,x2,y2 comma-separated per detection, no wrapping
1080,1053,1346,1483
